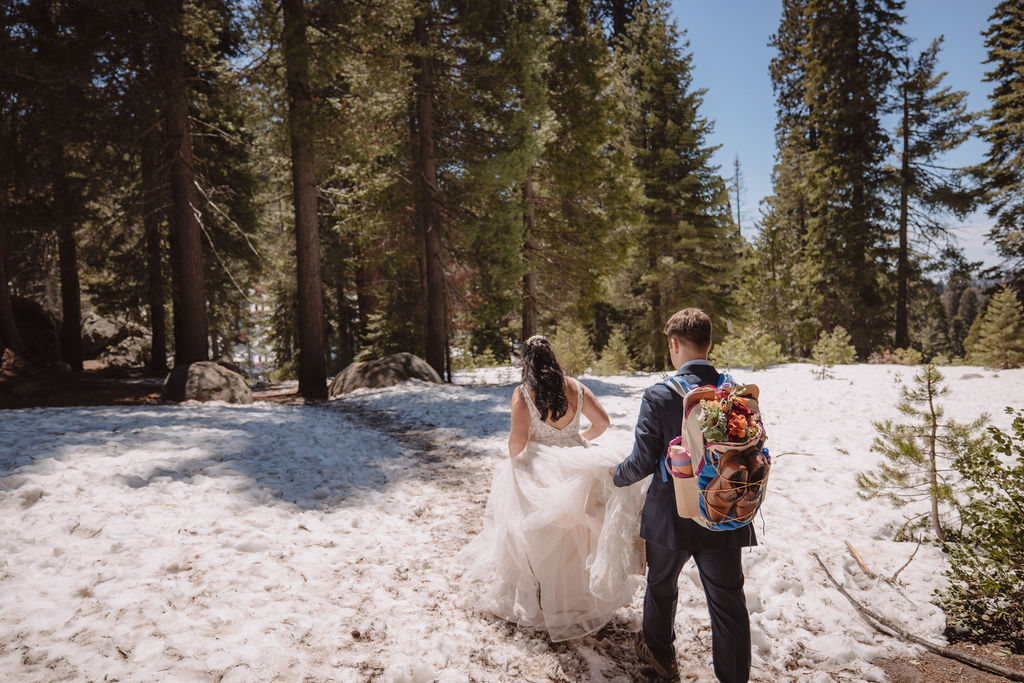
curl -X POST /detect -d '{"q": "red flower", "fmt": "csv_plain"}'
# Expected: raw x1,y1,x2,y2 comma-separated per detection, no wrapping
727,412,748,439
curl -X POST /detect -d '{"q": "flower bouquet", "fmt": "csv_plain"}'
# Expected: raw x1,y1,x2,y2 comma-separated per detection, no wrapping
698,385,762,444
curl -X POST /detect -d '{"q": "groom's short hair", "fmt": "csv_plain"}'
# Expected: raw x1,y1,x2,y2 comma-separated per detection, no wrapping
664,308,712,348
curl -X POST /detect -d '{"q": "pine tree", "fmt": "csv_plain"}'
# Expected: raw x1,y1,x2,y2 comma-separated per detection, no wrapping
551,319,594,376
976,0,1024,287
282,0,327,399
618,0,738,369
767,0,906,356
810,326,856,379
857,364,989,541
894,38,977,349
593,326,634,375
966,285,1024,369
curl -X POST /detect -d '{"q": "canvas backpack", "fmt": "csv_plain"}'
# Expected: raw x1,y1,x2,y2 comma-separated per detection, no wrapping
660,373,771,530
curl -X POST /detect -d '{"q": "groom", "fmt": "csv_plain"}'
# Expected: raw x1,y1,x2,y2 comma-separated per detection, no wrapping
614,308,754,682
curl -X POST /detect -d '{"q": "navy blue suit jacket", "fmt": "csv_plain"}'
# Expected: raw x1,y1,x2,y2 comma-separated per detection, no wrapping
613,360,757,551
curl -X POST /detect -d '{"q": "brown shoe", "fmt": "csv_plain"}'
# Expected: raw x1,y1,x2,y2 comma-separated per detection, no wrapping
634,632,679,680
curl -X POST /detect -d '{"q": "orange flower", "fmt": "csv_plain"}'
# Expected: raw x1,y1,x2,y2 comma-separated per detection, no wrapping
727,412,748,439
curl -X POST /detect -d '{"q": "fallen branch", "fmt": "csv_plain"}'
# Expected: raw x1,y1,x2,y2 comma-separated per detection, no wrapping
843,539,918,606
889,540,921,583
811,552,1024,682
843,540,878,579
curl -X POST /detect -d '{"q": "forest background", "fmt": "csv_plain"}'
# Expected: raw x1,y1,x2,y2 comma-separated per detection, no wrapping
2,0,1023,401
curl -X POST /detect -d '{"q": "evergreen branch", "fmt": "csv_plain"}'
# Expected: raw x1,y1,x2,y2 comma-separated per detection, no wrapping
192,180,263,263
193,202,256,305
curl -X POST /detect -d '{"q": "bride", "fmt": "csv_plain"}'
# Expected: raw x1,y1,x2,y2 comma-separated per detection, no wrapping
461,335,647,641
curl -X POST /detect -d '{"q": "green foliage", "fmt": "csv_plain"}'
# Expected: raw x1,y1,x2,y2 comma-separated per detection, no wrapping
856,365,989,541
710,327,786,372
891,347,923,365
937,408,1024,648
451,340,500,371
550,320,594,377
810,326,856,379
615,0,741,369
976,1,1024,287
768,0,907,356
592,326,634,376
965,286,1024,369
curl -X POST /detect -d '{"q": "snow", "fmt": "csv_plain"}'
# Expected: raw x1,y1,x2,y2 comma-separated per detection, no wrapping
1,363,1021,681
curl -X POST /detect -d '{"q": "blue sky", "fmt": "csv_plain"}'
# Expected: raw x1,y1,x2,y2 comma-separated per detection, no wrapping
667,0,999,268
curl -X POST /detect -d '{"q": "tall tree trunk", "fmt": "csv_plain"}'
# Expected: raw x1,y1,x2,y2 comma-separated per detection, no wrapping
160,0,209,366
142,135,169,375
0,222,27,360
896,82,911,350
521,168,538,341
283,0,327,400
412,14,447,378
55,148,82,372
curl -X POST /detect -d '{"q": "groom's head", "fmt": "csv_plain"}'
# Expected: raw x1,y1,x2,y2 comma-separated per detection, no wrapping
664,308,712,368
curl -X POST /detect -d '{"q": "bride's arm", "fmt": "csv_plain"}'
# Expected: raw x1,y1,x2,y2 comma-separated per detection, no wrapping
579,382,611,442
508,386,530,457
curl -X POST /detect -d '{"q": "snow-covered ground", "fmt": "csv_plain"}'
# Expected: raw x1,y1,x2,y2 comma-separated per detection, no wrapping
1,363,1021,682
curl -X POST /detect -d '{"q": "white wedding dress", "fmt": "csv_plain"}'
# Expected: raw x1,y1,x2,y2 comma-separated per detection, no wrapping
460,379,648,641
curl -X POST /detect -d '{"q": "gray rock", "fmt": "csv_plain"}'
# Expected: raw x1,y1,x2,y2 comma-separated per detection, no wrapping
100,335,150,369
329,352,442,398
81,312,131,358
162,361,253,404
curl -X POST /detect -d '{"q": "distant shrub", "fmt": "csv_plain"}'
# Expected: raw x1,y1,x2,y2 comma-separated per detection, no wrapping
965,286,1024,369
937,408,1024,648
593,327,634,376
811,326,856,379
891,347,922,365
450,342,500,371
551,321,594,376
710,327,785,372
270,361,297,382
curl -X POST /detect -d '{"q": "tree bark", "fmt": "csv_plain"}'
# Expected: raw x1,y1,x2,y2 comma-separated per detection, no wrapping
142,135,169,375
521,168,538,341
412,14,447,378
283,0,327,400
55,148,82,371
160,0,209,366
896,81,911,350
0,222,27,360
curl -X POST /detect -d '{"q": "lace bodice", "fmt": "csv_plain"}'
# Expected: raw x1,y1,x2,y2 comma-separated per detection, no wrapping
521,378,589,448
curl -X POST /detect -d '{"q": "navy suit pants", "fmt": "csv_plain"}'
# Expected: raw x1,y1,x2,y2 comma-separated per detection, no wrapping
643,541,750,683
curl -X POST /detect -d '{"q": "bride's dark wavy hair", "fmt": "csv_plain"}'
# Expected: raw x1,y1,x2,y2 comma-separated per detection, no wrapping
521,335,567,422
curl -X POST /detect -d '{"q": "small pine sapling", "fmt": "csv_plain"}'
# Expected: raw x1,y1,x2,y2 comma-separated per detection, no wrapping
937,408,1024,648
551,321,594,377
811,326,856,379
593,327,634,376
857,364,989,542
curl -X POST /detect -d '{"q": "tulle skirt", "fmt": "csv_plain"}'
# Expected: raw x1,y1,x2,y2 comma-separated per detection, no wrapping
460,440,648,641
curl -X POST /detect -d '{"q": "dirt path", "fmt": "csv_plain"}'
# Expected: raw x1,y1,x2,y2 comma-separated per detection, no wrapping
328,397,663,682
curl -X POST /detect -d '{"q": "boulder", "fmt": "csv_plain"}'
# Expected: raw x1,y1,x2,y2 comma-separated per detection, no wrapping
99,334,150,369
81,312,131,359
329,352,442,397
162,361,253,404
12,297,59,362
